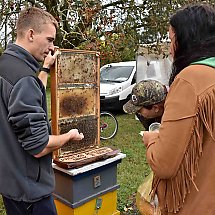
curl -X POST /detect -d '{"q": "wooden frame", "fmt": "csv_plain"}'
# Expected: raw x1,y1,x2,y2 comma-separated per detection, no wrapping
50,49,100,158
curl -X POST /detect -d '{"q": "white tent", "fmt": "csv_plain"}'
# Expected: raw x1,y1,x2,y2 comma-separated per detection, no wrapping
136,43,172,86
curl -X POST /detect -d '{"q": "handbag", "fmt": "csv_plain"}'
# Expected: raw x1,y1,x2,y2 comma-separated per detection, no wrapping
136,171,161,215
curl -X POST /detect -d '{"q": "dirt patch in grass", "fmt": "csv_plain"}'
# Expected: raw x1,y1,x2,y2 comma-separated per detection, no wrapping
121,192,141,215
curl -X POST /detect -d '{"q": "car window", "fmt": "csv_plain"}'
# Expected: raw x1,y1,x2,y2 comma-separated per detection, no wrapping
100,66,134,83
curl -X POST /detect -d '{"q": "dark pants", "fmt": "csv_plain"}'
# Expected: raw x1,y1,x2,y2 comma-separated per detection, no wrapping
2,195,58,215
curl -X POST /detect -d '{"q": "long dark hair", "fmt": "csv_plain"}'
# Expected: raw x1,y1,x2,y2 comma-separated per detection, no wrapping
169,3,215,85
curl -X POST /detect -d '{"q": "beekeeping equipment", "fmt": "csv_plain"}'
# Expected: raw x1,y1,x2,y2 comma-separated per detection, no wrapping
50,49,125,215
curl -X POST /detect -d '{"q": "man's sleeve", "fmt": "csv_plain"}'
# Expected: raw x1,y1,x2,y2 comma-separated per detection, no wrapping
8,76,49,155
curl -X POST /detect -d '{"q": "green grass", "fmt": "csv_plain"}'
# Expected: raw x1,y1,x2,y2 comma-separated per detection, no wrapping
0,198,5,215
0,90,150,214
100,113,150,214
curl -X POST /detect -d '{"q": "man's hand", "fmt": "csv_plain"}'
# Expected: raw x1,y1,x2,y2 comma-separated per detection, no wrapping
34,129,84,158
38,49,60,88
68,129,84,141
43,50,60,69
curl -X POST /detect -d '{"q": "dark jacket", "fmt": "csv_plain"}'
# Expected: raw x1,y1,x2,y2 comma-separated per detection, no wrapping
0,43,54,202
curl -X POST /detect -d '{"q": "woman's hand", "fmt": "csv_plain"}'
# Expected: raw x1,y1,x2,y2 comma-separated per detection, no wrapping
142,130,159,147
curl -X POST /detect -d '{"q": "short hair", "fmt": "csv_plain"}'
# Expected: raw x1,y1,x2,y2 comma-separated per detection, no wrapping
169,3,215,85
16,7,59,38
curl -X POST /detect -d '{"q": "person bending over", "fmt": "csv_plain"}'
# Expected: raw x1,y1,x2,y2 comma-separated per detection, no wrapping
123,79,167,130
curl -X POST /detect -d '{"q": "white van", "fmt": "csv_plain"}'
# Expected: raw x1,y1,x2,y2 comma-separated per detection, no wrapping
100,61,136,111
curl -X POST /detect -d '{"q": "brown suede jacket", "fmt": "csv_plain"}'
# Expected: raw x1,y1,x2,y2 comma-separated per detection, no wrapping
145,63,215,215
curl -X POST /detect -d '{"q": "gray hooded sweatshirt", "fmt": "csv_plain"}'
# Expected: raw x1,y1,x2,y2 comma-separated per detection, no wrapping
0,43,54,202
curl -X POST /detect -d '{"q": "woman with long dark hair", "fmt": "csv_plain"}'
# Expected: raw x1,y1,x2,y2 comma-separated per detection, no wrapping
143,3,215,215
169,3,215,85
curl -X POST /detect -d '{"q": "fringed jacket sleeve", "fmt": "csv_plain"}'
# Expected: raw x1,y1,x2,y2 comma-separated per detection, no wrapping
146,77,197,179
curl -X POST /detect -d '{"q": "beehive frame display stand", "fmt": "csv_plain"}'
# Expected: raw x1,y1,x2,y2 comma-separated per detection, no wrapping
50,49,101,159
51,49,124,215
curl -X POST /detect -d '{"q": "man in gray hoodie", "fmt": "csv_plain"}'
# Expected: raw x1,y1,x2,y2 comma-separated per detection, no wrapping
0,7,84,215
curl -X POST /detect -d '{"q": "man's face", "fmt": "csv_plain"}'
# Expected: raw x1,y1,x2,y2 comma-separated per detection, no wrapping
137,105,163,119
31,23,56,61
